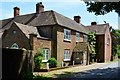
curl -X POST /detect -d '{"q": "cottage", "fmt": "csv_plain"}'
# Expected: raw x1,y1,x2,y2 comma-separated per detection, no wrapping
1,2,111,68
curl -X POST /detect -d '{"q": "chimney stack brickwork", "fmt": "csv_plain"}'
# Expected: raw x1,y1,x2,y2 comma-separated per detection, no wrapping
13,7,20,17
36,2,44,14
74,16,81,24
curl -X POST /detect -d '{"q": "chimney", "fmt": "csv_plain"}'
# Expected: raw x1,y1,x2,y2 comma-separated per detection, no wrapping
91,22,97,25
13,7,20,17
36,2,44,14
74,16,81,23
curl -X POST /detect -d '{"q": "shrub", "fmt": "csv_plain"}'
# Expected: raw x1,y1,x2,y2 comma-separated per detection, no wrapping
48,58,57,68
34,49,44,69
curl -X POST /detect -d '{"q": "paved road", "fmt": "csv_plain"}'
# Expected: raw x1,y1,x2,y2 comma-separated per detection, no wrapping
65,60,120,79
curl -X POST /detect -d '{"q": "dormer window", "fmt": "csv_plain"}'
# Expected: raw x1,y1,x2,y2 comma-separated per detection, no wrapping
64,29,71,41
11,43,19,49
76,32,80,42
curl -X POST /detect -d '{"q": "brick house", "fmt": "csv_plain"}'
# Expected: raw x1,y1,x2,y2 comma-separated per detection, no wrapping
1,2,111,67
86,22,112,62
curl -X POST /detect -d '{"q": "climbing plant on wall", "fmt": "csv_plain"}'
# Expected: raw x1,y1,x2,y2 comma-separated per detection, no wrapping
88,32,96,62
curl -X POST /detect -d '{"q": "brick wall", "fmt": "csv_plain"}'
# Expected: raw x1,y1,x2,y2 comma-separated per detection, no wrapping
104,26,111,62
2,23,30,49
30,36,51,54
56,26,84,66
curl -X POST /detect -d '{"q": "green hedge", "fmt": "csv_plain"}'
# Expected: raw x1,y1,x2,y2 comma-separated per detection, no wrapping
48,58,57,68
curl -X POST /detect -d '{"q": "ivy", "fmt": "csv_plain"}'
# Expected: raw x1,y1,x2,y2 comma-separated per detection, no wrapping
88,32,97,62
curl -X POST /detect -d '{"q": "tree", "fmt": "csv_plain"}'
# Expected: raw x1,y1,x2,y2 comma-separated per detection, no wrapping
111,29,120,59
85,2,120,16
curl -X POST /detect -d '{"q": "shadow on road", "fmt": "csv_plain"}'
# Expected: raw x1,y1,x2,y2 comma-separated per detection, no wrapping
53,67,120,79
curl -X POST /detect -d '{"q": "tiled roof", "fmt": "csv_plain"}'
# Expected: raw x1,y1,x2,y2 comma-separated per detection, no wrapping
13,22,40,38
0,10,89,34
73,42,91,53
86,24,109,35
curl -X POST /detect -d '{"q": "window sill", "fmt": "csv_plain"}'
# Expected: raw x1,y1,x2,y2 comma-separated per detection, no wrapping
42,60,48,62
64,39,71,42
64,59,71,61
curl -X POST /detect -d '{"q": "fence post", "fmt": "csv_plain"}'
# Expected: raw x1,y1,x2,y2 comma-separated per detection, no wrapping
61,61,64,67
46,63,49,70
73,61,74,66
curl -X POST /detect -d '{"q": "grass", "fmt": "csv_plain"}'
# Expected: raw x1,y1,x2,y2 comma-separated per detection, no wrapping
111,58,120,62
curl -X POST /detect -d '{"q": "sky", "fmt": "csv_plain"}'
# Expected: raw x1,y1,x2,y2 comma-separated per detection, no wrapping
0,0,119,29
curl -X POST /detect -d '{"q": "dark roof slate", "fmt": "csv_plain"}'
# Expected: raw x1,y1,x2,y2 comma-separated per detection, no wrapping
73,42,91,53
0,10,89,34
13,22,40,38
86,24,109,35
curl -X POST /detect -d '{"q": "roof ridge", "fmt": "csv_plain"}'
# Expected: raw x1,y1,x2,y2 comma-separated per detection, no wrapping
51,10,58,25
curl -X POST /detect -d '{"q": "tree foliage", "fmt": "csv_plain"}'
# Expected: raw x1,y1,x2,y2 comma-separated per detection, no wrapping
111,30,120,57
85,2,120,16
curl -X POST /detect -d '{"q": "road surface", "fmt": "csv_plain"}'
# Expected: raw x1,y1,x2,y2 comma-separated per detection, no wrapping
65,60,120,79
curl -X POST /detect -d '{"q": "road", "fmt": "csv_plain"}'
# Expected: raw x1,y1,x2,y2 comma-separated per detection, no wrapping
65,60,120,79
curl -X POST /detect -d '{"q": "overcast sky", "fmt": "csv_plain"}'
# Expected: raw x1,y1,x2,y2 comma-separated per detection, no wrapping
0,0,118,29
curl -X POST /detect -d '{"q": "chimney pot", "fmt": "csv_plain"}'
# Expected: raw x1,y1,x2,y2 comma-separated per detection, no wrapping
13,6,20,17
91,22,97,25
36,2,44,14
74,16,81,23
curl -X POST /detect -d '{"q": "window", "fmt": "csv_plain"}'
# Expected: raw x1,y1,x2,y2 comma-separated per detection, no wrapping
11,43,19,49
83,34,88,42
42,49,50,62
13,30,16,34
76,32,80,42
64,29,71,41
64,50,70,61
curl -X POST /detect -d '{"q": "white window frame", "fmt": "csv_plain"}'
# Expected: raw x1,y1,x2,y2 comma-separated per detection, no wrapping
83,34,88,42
11,43,19,49
42,49,50,62
64,50,70,61
76,32,80,42
64,29,71,41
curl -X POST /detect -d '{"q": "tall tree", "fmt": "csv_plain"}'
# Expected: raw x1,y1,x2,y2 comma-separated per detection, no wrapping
85,2,120,16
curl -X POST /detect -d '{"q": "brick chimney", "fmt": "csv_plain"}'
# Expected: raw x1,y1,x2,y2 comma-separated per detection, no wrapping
74,16,81,23
13,7,20,17
91,22,97,25
36,2,44,14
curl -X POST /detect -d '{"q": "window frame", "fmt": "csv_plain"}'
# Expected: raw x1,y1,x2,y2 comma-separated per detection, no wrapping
42,48,50,62
83,34,88,42
64,29,71,41
11,43,19,49
64,49,71,61
76,32,80,42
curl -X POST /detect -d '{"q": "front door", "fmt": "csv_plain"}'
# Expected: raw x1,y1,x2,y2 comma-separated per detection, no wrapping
74,52,83,64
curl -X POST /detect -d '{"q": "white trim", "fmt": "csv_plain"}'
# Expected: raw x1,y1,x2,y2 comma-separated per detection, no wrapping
42,60,48,62
64,59,71,61
64,28,71,40
64,39,71,42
